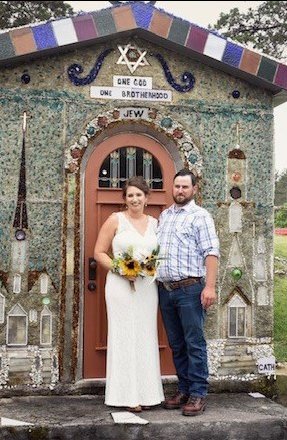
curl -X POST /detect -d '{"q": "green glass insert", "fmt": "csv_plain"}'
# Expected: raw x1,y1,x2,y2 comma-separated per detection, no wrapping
231,268,243,281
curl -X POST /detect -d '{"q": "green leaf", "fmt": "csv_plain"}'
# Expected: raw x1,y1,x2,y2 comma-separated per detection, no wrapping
0,1,74,29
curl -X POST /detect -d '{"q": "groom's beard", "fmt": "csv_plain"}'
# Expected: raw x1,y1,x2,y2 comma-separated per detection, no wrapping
173,194,194,206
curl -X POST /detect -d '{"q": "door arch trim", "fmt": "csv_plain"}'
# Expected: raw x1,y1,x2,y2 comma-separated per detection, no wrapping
80,122,183,173
66,111,203,178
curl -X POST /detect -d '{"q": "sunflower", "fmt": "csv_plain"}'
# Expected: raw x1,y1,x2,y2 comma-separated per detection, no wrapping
119,258,142,277
142,255,157,276
143,262,156,277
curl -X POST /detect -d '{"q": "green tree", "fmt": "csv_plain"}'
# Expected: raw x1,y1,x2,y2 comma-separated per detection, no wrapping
0,1,74,29
275,169,287,206
275,203,287,227
211,1,287,60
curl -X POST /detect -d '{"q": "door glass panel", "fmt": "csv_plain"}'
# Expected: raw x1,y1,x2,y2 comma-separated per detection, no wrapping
110,151,120,188
126,147,136,178
237,307,246,337
99,147,163,189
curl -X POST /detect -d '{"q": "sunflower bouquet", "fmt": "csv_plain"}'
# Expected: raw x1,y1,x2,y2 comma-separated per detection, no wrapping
111,245,161,291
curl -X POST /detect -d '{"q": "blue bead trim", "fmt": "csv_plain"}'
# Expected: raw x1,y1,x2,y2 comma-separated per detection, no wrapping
67,48,113,86
153,53,195,92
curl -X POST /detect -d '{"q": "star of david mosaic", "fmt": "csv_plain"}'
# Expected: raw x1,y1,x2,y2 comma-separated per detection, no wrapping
117,43,149,73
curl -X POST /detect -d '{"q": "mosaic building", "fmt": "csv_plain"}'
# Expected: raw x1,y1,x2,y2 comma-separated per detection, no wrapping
0,1,286,392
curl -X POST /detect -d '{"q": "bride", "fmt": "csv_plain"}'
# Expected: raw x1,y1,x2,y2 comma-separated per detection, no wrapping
94,176,164,412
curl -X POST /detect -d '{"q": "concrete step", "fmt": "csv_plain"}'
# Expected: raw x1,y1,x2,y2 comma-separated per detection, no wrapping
0,393,286,440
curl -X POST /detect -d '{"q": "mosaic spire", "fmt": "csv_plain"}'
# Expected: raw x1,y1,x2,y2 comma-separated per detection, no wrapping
13,112,28,230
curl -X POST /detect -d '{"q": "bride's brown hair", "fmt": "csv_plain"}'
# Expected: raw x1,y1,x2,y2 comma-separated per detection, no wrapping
122,176,150,198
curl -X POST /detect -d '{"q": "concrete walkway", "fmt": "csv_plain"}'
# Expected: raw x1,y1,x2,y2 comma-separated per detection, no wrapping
0,393,286,440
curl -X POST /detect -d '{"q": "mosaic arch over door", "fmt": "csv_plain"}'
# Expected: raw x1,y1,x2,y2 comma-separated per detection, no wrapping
83,133,176,378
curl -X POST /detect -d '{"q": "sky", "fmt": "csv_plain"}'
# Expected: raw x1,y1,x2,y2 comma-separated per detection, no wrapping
67,1,287,173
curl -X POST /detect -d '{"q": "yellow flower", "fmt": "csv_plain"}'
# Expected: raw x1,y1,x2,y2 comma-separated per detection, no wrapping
119,259,141,277
142,255,158,276
111,245,161,286
144,263,156,277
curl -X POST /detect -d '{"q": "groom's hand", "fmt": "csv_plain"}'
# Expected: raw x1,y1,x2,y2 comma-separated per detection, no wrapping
201,286,216,309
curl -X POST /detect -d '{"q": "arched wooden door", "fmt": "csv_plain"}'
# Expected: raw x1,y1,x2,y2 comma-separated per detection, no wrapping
84,133,175,378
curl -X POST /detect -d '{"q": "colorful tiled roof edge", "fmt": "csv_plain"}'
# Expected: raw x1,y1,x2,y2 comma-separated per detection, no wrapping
0,1,286,92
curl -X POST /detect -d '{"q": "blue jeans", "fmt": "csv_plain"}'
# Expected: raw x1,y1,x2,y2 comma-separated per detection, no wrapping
159,281,208,397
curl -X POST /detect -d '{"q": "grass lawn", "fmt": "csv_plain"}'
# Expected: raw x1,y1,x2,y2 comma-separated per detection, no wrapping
274,234,287,361
274,234,287,259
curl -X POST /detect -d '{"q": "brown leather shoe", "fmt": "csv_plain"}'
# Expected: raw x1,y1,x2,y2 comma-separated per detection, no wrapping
182,396,206,416
163,392,189,409
127,405,142,413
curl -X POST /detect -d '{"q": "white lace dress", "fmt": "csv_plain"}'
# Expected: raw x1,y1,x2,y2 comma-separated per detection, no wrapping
104,212,164,407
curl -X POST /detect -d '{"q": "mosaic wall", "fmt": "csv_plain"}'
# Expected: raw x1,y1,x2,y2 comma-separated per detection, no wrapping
0,36,275,390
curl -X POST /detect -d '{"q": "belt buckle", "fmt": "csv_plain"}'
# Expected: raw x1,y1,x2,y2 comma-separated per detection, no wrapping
163,282,173,292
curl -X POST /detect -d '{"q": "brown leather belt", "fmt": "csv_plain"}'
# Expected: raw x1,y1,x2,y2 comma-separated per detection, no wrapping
158,277,202,291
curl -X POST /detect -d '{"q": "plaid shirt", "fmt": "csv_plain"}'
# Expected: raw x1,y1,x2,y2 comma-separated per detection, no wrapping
157,200,219,282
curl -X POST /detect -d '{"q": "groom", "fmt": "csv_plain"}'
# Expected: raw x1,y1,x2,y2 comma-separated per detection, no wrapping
157,168,219,416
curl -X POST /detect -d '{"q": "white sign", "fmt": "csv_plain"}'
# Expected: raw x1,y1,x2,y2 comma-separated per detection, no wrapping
90,86,172,102
257,356,276,375
119,108,149,119
113,75,152,89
